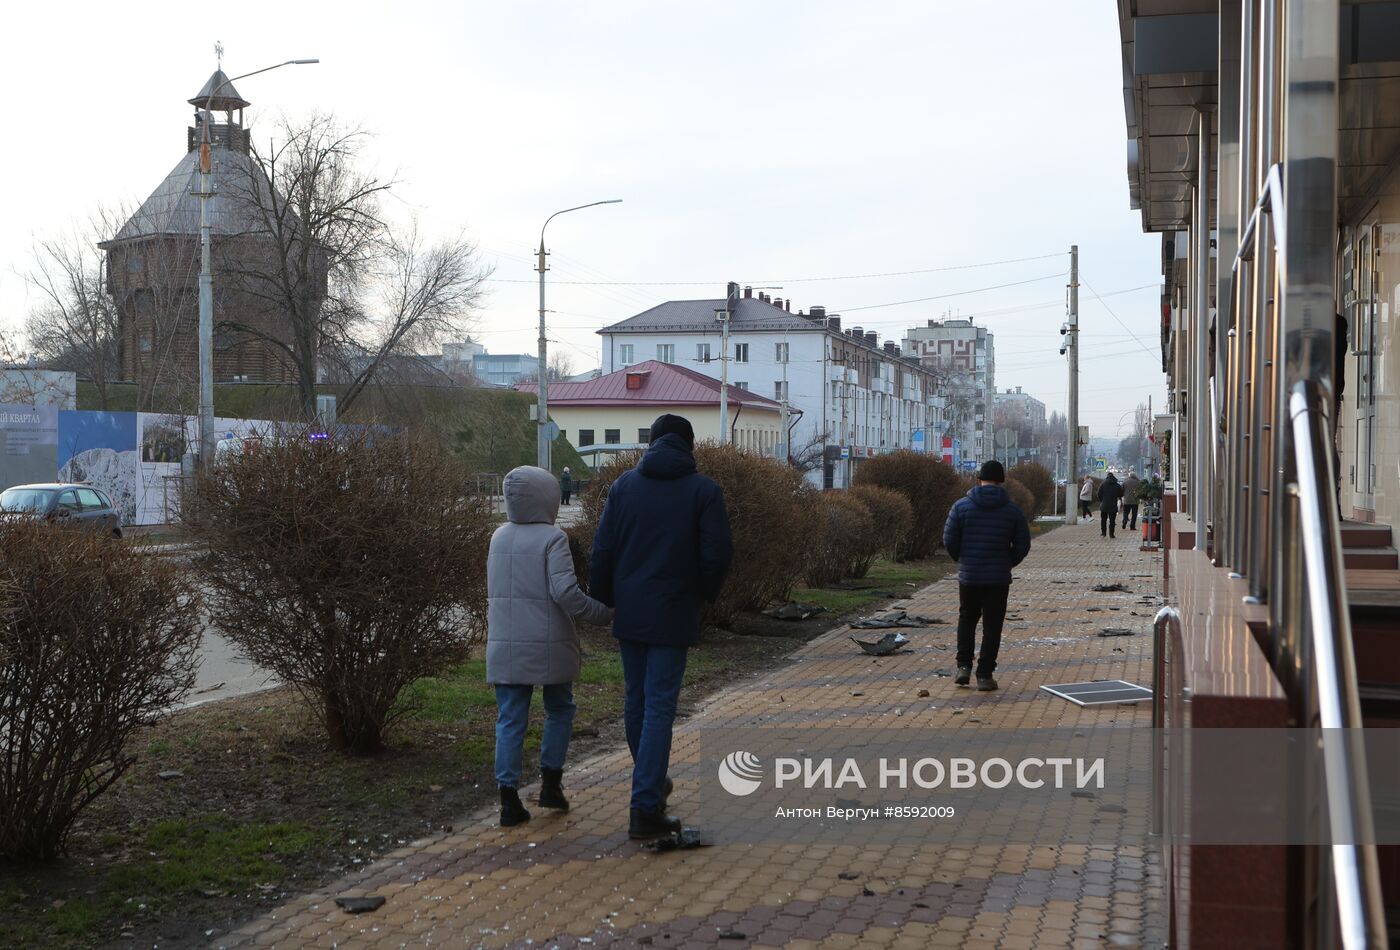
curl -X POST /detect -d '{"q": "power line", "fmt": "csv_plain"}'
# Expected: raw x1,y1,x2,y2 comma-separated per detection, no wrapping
834,272,1067,313
480,251,1066,286
1079,275,1158,358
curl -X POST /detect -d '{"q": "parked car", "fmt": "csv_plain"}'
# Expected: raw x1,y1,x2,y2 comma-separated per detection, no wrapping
0,483,123,537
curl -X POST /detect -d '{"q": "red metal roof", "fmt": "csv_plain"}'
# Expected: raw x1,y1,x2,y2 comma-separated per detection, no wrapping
515,360,782,408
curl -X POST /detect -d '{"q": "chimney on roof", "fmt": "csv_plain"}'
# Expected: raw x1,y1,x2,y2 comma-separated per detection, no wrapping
625,371,647,391
865,331,878,346
744,286,753,298
811,306,826,321
851,326,863,339
1016,385,1022,394
827,315,841,331
883,341,898,356
772,297,783,310
785,299,791,312
927,319,938,328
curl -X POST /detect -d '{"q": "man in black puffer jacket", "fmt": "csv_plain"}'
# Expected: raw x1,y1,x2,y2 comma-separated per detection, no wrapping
942,460,1032,691
591,414,733,839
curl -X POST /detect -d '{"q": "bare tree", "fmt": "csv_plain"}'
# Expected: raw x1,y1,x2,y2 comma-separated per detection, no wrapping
21,212,124,410
222,113,491,419
517,351,577,385
789,426,833,474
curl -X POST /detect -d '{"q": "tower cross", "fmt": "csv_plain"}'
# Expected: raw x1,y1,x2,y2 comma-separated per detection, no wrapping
215,41,224,70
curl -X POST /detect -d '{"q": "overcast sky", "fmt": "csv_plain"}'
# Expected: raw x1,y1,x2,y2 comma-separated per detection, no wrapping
0,0,1163,439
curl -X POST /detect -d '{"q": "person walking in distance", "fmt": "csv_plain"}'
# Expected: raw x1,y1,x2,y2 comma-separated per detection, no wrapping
943,460,1032,692
560,466,573,506
486,467,612,827
1098,472,1124,538
590,414,733,838
1121,471,1142,532
1078,475,1095,520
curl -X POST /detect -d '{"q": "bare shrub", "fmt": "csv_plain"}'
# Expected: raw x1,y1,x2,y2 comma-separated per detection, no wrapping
1004,478,1036,525
184,428,492,754
574,443,808,628
804,492,879,586
853,451,966,559
1008,462,1054,516
0,521,199,860
848,484,913,562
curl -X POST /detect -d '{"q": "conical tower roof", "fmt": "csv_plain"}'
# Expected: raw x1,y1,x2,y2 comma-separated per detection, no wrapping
101,151,275,245
189,69,251,111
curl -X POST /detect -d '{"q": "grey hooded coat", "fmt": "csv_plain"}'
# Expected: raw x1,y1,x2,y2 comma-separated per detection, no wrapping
485,466,611,685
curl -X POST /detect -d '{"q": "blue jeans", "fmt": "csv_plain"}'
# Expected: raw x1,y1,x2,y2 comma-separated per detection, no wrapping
618,640,688,812
494,683,576,789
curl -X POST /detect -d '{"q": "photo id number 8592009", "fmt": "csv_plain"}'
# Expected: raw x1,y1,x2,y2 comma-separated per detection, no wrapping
887,806,956,819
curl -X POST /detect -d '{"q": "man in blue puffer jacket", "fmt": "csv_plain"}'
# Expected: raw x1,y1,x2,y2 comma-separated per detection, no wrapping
942,460,1032,691
591,414,733,839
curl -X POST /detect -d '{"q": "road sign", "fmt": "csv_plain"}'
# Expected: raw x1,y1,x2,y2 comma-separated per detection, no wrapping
544,421,560,441
840,446,851,459
1093,457,1107,471
962,460,979,472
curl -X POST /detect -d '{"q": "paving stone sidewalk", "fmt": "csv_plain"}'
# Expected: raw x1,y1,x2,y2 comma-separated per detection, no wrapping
222,521,1167,950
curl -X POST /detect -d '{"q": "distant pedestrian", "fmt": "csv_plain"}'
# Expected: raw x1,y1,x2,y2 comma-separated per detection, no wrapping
591,414,733,839
1078,475,1095,520
1121,472,1142,531
1098,472,1124,538
560,466,573,506
486,466,612,828
943,460,1032,692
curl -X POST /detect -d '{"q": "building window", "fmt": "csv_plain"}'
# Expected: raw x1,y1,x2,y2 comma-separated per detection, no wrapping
619,344,634,366
696,343,711,363
605,428,621,444
578,429,595,447
734,343,749,363
775,342,789,363
657,343,676,363
733,381,748,392
638,427,650,443
774,381,789,401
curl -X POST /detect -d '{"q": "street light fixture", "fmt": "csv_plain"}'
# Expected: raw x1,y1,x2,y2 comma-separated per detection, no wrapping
536,200,622,470
194,56,318,468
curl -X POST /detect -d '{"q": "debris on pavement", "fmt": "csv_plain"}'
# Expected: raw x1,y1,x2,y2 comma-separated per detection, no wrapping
334,896,386,914
850,609,945,629
917,688,930,697
1092,583,1131,592
1098,627,1135,637
762,601,827,621
642,828,714,852
850,632,910,655
157,770,183,781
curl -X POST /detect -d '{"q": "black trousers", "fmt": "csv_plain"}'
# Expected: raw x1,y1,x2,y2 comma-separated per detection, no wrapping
957,583,1010,677
561,489,571,505
1101,509,1117,537
1079,500,1092,518
1121,503,1139,530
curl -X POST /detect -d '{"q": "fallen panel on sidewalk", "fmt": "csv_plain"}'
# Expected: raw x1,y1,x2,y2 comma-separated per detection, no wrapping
1039,679,1153,705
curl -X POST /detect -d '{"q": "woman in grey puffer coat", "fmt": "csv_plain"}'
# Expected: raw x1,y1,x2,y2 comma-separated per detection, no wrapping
487,466,611,826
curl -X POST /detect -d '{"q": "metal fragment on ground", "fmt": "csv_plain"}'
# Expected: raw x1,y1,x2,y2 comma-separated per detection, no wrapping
849,632,910,655
334,896,386,914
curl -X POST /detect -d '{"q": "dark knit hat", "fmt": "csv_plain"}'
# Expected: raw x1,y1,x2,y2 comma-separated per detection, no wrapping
977,459,1006,483
649,413,695,449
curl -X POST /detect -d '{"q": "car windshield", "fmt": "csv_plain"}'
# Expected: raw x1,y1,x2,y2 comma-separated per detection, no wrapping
0,488,54,512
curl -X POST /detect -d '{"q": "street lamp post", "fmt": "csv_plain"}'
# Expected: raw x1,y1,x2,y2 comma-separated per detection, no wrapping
195,56,317,468
536,200,622,471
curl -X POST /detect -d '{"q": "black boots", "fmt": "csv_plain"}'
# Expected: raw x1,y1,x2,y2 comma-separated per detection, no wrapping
500,786,531,827
538,767,569,811
629,807,682,840
954,667,972,686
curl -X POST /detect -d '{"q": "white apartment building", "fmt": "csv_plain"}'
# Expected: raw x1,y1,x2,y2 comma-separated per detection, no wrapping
901,318,997,466
598,283,947,488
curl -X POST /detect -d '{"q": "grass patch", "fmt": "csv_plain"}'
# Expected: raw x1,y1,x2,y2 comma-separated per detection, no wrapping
790,556,952,614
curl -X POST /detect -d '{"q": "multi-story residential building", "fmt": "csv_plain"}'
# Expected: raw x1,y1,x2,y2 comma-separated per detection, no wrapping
598,284,947,487
992,385,1048,465
471,351,540,388
901,318,997,466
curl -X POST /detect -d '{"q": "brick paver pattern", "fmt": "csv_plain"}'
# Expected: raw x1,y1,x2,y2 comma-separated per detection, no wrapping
222,521,1167,949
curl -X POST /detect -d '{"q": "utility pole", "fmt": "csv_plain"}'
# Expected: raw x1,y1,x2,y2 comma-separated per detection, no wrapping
717,307,731,442
536,200,622,471
1066,245,1080,525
